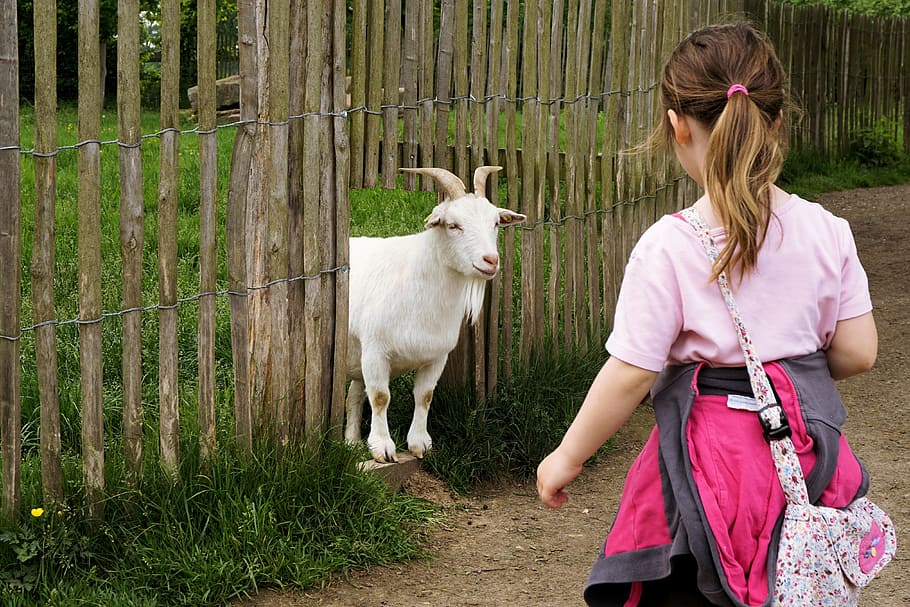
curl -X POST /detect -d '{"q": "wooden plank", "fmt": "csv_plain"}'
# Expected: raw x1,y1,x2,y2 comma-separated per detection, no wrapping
78,0,105,515
453,0,469,182
381,0,401,188
316,0,338,441
288,0,306,442
32,0,63,504
417,0,435,184
470,0,490,397
363,0,384,187
197,0,217,465
0,0,22,519
533,0,550,351
574,0,593,352
546,0,565,347
330,0,351,437
349,0,366,187
158,0,180,477
118,0,145,482
485,0,505,392
268,0,291,451
400,0,419,186
303,0,328,446
519,0,542,364
247,0,274,439
586,0,608,347
563,0,580,351
227,0,256,454
435,0,455,174
501,0,520,380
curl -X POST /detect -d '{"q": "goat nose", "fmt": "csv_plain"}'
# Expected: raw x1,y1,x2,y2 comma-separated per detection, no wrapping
483,253,499,267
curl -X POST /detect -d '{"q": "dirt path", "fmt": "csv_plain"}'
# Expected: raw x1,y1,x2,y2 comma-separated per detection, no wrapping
242,183,910,607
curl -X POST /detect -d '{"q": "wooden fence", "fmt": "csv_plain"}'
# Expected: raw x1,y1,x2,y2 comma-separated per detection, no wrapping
0,0,907,519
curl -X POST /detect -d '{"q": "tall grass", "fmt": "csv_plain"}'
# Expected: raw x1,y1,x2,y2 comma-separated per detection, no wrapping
4,439,438,606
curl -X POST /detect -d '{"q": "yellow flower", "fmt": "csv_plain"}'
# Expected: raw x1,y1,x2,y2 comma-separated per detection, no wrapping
31,508,44,518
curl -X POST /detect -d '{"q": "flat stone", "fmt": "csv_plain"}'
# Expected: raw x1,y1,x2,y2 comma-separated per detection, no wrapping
358,453,423,491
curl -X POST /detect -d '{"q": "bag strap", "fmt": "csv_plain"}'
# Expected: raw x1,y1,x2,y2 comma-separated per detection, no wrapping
678,207,811,506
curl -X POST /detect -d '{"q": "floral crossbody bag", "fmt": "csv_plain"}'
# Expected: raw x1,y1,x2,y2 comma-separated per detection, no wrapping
680,206,896,606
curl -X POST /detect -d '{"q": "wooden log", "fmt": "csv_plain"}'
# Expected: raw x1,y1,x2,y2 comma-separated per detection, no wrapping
32,0,63,504
546,0,565,347
564,0,581,350
469,0,489,397
434,0,455,174
453,0,469,183
417,0,435,185
330,0,351,437
303,0,328,446
381,0,401,188
400,0,419,186
0,0,22,520
586,0,608,346
363,0,384,187
196,0,217,465
349,0,366,188
519,0,542,365
158,0,180,477
501,0,520,380
118,0,145,482
267,0,291,451
78,0,105,515
227,0,256,454
247,0,274,438
486,0,505,392
288,0,307,442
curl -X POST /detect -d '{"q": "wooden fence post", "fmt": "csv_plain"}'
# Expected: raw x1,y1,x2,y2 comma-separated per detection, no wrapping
118,0,145,484
227,0,256,454
158,0,181,477
198,0,218,463
267,0,291,451
0,0,21,521
77,0,104,516
32,0,63,505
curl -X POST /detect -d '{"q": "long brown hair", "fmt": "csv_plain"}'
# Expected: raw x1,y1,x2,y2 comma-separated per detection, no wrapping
658,23,792,281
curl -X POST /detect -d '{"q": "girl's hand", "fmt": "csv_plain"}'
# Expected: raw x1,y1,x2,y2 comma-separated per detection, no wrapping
536,449,584,509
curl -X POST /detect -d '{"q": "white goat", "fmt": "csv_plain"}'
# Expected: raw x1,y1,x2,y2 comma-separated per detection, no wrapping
344,166,526,463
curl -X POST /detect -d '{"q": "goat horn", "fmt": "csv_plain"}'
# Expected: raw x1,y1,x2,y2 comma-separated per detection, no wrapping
400,167,466,201
473,166,503,199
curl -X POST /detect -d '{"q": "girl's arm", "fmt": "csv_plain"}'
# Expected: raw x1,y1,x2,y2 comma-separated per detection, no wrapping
537,356,658,509
826,311,877,380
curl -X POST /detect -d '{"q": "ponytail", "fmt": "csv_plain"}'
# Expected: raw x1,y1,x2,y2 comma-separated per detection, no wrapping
705,90,785,283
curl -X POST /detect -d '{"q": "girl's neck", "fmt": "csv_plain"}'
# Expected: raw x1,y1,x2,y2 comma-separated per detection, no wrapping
694,185,787,230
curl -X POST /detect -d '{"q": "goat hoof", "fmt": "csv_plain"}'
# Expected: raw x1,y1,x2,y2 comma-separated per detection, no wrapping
369,438,398,463
407,434,432,459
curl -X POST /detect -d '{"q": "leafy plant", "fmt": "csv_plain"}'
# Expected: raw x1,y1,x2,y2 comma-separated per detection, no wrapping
847,120,903,168
0,505,97,596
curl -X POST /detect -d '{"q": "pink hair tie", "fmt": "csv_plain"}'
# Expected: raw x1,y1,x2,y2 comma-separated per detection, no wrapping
727,84,749,98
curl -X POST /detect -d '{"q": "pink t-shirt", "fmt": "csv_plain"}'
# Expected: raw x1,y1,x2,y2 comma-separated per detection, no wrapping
605,193,872,372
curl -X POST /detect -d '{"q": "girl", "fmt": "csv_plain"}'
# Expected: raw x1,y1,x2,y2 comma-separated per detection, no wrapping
536,22,878,607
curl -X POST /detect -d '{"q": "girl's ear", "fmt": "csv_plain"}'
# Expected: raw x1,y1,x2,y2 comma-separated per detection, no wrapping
667,109,691,145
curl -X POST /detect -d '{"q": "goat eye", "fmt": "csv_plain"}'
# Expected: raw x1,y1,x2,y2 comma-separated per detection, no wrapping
447,223,463,232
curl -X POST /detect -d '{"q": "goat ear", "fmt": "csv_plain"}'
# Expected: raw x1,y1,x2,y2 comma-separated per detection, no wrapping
497,209,527,226
424,207,445,229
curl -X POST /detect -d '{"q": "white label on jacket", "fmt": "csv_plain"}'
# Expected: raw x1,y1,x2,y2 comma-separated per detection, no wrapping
726,394,762,412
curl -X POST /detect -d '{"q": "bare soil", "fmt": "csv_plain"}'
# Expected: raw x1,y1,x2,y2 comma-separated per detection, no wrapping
238,183,910,607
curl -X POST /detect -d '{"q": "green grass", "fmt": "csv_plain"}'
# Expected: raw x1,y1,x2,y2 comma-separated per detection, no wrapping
780,150,910,200
3,439,438,606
